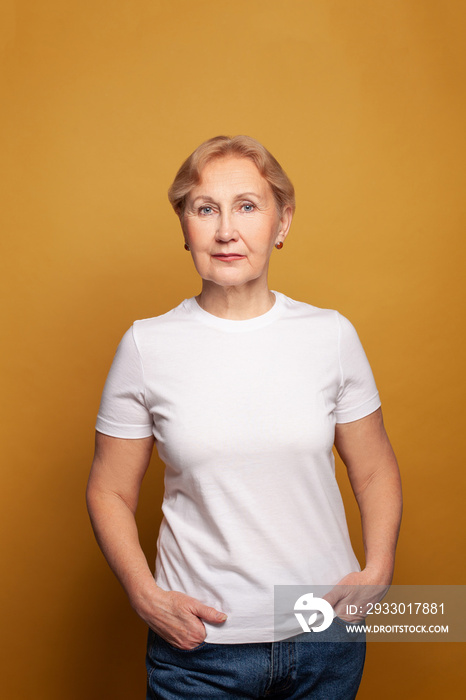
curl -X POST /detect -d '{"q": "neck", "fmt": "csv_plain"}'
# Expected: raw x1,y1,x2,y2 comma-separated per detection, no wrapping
196,281,276,320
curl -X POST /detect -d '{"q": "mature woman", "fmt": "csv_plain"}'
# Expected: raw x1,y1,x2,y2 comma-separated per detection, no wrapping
87,135,402,699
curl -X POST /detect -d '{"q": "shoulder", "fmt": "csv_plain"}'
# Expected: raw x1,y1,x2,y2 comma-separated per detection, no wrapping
128,298,196,353
277,291,334,317
276,292,346,330
278,292,359,324
133,298,190,328
276,293,370,356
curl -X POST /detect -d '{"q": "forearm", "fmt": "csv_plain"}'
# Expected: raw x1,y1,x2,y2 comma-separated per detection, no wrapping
335,409,403,584
86,485,228,648
86,488,159,610
86,434,227,648
355,461,402,583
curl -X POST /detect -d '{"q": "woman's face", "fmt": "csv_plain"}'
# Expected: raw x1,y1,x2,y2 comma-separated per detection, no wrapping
182,156,291,291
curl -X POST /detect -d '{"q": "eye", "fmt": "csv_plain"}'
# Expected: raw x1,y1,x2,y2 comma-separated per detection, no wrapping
241,202,255,212
199,205,214,215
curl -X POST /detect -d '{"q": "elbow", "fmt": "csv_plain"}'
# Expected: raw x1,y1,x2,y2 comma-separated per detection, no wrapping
85,480,97,519
85,476,103,522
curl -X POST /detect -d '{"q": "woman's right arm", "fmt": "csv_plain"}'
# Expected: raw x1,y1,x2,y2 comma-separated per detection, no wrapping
86,431,227,649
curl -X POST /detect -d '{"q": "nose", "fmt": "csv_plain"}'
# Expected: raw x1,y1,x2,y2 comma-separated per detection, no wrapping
216,212,238,242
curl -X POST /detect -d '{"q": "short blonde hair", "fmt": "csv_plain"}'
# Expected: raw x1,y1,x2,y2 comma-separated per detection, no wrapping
168,135,295,217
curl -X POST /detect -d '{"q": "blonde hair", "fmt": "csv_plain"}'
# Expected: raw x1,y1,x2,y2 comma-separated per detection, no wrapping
168,135,295,216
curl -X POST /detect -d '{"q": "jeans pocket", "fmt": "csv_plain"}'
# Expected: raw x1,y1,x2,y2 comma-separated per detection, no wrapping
332,616,366,640
164,639,208,652
333,615,364,627
149,630,208,653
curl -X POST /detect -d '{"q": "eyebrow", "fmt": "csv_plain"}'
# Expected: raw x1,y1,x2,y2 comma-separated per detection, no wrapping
190,192,262,205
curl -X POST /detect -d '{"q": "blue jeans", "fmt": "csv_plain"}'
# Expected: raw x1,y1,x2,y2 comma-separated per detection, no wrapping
146,620,365,699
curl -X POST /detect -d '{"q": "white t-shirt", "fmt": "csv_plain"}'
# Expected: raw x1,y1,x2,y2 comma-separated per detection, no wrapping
96,292,381,643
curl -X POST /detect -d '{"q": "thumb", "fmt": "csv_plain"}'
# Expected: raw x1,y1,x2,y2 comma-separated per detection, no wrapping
323,588,341,609
194,602,228,624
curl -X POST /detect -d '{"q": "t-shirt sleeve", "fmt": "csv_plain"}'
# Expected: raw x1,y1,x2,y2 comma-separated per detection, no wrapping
95,325,154,439
334,313,381,423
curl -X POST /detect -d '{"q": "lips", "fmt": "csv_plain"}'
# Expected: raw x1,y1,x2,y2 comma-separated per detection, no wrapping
212,254,246,261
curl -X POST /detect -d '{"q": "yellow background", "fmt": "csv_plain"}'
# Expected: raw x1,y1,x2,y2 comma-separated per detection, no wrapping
2,1,465,697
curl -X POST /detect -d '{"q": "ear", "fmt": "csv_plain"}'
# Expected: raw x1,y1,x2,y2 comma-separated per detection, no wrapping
275,206,293,247
179,212,187,239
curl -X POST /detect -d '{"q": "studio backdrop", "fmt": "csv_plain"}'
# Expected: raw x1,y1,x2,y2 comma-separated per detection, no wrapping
1,1,465,698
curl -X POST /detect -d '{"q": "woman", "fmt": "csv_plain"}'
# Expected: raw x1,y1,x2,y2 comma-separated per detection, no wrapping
87,135,402,699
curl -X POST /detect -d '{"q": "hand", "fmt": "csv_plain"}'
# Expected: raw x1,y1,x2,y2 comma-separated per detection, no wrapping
133,586,228,650
324,569,390,623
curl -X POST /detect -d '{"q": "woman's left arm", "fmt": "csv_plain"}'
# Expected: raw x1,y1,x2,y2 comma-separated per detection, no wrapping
327,407,402,618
